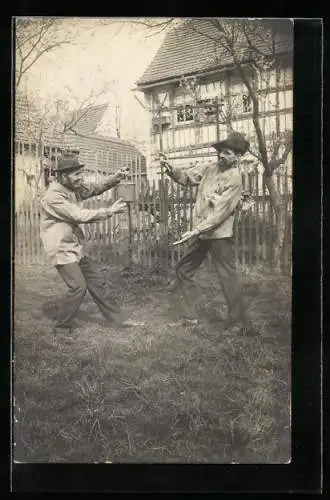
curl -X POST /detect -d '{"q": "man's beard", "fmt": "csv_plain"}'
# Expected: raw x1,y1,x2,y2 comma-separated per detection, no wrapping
60,175,81,191
219,158,237,169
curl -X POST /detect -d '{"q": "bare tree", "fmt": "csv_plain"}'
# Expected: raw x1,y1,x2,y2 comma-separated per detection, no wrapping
94,17,181,37
15,17,78,88
15,82,116,202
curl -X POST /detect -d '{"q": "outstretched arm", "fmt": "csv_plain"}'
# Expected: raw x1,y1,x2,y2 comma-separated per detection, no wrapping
41,192,127,224
76,170,127,201
161,158,207,187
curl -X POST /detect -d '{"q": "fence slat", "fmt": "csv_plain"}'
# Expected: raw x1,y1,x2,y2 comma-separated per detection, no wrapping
176,182,182,262
182,186,188,233
15,211,18,265
146,183,152,267
234,210,239,267
36,201,41,265
27,202,33,264
268,199,274,267
189,186,194,231
24,204,29,265
284,169,289,269
140,180,145,267
15,212,20,265
153,180,159,267
35,199,39,264
22,204,27,266
255,172,260,266
241,173,246,268
163,178,169,270
134,193,140,267
158,178,164,269
30,199,36,264
25,202,29,265
108,205,114,264
248,172,253,267
170,179,175,267
96,198,102,265
101,206,107,265
158,178,167,269
262,176,267,262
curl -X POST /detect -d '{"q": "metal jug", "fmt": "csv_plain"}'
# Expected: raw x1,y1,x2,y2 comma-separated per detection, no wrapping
116,182,136,203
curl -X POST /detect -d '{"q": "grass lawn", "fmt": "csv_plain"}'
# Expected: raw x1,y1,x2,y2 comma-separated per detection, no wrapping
13,263,291,463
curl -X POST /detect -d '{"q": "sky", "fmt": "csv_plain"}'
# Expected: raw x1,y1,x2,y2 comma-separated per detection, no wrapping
19,18,170,147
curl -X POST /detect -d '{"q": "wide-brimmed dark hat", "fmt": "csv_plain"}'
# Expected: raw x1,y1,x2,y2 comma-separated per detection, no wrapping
212,132,250,155
54,157,85,173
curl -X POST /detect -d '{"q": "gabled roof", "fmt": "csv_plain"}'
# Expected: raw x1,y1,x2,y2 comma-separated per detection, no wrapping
137,19,293,87
69,103,109,135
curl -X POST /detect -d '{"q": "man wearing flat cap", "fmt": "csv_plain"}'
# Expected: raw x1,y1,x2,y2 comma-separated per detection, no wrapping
161,131,253,334
40,155,142,335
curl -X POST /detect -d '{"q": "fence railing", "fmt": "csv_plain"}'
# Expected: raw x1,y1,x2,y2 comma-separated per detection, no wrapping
14,172,292,272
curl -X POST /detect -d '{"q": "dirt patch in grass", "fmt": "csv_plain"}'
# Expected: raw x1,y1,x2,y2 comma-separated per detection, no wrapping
13,263,291,463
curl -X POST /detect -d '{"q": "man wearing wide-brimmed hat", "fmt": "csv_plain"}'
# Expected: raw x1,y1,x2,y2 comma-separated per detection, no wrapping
40,155,142,335
161,131,253,334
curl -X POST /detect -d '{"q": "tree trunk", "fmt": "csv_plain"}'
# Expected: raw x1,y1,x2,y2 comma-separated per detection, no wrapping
234,58,286,272
264,172,285,272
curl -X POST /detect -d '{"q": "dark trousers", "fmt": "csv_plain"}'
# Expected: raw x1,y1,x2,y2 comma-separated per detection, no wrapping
54,256,127,329
175,237,246,322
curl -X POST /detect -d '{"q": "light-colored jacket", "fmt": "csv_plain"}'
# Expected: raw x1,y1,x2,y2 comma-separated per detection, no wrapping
40,177,120,265
168,162,243,239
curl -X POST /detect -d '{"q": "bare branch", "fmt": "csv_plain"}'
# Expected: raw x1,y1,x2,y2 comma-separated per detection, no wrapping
15,18,75,87
104,17,178,37
20,41,72,79
136,18,176,28
229,49,269,169
242,21,270,58
17,19,55,49
63,105,93,133
269,136,292,173
16,43,24,88
145,22,176,38
270,138,281,162
248,148,262,161
62,86,111,134
244,20,274,53
18,19,55,63
198,20,270,169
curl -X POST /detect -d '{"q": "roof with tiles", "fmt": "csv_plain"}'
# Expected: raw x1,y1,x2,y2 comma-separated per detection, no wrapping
61,132,143,154
137,19,293,87
69,103,109,135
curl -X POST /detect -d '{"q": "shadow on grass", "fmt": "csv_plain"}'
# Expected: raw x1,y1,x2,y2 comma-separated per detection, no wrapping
41,300,106,326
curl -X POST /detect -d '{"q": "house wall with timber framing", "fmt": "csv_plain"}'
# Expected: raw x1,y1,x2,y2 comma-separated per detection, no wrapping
138,53,293,198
